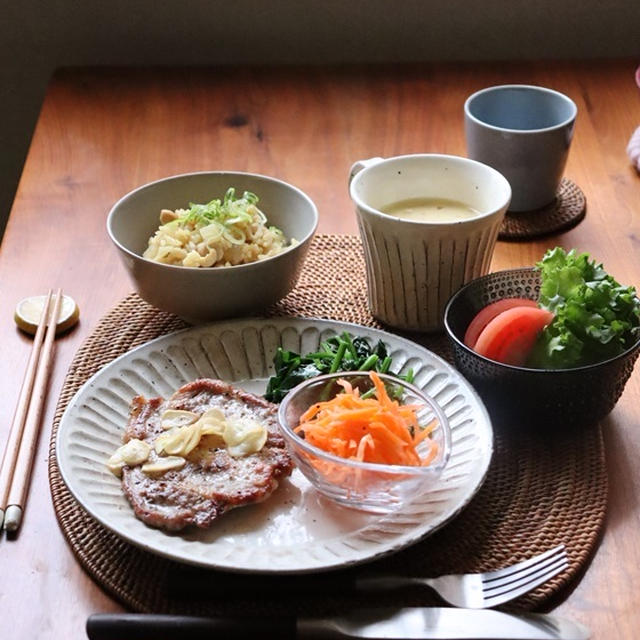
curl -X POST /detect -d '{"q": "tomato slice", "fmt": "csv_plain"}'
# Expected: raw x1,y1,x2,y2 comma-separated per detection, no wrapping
464,298,538,348
473,306,554,366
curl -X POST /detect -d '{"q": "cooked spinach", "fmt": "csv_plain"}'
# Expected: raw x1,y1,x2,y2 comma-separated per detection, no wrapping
264,331,414,402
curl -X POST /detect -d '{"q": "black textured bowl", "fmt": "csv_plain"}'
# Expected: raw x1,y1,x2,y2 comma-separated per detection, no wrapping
444,267,640,428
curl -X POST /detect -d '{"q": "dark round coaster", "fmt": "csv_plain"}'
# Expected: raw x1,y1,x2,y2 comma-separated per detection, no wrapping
499,178,586,242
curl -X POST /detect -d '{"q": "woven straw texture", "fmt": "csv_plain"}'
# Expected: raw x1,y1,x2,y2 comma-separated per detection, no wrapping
499,178,587,241
48,234,606,615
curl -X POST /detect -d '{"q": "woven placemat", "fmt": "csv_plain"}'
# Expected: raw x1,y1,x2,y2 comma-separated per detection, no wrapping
48,234,606,615
499,178,587,241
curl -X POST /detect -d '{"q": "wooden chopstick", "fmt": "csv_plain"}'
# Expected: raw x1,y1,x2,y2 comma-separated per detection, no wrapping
3,289,62,532
0,290,53,529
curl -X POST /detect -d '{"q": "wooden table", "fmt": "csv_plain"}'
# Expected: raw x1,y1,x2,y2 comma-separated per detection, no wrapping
0,60,638,638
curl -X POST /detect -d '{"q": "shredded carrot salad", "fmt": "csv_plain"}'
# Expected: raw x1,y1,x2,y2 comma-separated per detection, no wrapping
294,371,438,467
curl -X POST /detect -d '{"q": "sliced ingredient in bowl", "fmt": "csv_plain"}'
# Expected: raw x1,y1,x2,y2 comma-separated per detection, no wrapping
295,371,438,467
464,297,538,348
473,306,554,366
464,247,640,368
143,187,293,268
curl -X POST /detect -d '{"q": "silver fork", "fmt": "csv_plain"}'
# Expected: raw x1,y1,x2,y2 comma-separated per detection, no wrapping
355,544,568,609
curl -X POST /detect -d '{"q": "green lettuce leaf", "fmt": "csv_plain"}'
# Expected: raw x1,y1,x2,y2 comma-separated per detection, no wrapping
528,247,640,368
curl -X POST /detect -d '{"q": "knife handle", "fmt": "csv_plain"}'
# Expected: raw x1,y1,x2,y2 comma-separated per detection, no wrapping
86,613,297,640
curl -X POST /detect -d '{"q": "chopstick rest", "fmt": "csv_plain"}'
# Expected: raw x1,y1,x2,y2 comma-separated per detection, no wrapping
2,289,62,532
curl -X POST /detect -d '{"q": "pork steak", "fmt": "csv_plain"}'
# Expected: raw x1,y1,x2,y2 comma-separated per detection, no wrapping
120,378,294,531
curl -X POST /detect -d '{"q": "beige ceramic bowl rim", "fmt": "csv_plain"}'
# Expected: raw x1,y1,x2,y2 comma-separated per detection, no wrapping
464,84,578,135
278,371,452,474
349,153,511,225
106,170,319,273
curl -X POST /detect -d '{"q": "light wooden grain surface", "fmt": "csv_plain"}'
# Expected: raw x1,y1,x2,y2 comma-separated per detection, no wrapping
0,61,638,638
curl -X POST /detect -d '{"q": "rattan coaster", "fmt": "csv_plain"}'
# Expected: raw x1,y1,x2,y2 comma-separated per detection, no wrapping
48,234,606,615
499,178,587,241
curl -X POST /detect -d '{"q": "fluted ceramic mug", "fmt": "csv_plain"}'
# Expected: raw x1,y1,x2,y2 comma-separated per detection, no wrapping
349,154,511,332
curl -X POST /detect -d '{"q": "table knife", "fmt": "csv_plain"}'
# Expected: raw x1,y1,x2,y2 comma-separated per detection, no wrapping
86,608,590,640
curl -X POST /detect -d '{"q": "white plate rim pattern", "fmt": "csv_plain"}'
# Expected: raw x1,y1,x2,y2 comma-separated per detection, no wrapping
55,317,493,574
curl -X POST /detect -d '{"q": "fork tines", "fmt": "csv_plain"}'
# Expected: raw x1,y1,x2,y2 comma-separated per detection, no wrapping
482,544,568,606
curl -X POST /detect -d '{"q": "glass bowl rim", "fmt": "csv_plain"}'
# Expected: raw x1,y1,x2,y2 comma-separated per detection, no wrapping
277,371,452,475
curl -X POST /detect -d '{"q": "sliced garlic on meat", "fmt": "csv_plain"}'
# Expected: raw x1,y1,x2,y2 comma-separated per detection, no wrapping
106,438,151,476
196,408,227,436
160,409,199,430
154,408,226,456
152,409,267,459
142,456,186,475
223,418,267,457
154,430,174,454
106,453,126,477
230,428,268,458
121,438,152,464
154,423,202,457
184,423,203,453
153,429,176,455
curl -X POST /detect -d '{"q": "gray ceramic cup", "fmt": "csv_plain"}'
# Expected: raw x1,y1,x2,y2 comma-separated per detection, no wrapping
464,85,577,212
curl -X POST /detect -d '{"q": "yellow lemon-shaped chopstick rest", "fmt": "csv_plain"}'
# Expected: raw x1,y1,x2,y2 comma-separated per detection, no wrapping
14,294,80,335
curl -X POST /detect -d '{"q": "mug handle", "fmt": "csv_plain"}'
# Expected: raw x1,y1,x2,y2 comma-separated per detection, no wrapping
348,157,384,185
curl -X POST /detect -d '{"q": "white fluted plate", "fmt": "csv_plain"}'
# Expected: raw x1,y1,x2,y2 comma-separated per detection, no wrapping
56,317,493,573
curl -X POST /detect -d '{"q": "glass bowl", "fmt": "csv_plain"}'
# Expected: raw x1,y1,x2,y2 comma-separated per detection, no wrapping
277,372,451,513
444,267,640,429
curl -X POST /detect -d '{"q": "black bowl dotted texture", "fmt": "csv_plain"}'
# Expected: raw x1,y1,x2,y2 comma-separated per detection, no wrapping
445,268,640,429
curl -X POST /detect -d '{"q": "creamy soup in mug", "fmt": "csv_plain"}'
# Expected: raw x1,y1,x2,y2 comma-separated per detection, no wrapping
381,197,480,223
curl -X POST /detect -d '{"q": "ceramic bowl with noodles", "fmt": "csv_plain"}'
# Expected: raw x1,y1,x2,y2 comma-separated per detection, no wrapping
107,172,318,323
